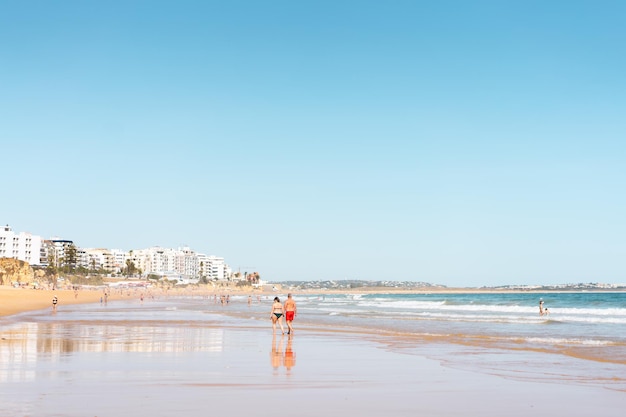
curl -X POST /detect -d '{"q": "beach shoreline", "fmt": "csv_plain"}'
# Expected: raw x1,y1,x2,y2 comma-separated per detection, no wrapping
1,293,624,417
2,284,624,318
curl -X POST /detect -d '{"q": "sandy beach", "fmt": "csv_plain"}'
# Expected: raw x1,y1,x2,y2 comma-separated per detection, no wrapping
1,287,624,417
0,286,130,317
0,287,104,316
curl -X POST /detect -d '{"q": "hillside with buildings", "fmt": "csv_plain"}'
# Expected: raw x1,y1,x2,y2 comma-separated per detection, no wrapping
276,280,626,292
0,224,241,285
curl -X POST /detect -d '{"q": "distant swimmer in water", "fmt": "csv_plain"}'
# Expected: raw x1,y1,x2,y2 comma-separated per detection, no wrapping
544,308,550,316
539,300,545,316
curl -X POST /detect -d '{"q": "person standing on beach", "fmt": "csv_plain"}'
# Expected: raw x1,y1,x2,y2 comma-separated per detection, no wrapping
270,297,285,334
284,293,297,335
52,295,58,312
539,300,545,316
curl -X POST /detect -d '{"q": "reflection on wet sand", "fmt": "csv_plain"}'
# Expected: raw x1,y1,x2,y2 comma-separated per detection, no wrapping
284,335,296,371
0,321,225,382
271,334,283,370
270,334,296,372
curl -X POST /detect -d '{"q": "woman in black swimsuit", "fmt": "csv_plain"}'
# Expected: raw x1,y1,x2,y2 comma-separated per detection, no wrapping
270,297,285,334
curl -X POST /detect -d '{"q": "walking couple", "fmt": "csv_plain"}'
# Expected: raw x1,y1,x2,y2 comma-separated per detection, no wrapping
271,293,297,335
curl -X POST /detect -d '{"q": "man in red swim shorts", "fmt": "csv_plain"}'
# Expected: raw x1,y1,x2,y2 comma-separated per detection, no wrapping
284,293,297,335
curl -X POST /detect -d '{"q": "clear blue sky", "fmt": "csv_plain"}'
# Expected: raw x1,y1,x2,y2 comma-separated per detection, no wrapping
1,1,625,287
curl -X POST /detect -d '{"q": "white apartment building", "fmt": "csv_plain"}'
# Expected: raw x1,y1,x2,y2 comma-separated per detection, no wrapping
0,225,43,266
77,248,88,268
48,239,76,268
205,255,226,281
180,246,199,277
126,247,192,278
127,248,149,275
130,247,173,275
110,249,128,273
83,248,116,271
196,253,210,280
124,247,228,280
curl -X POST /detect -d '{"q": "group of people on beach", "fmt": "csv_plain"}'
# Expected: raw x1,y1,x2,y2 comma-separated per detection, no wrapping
539,299,550,316
271,293,297,335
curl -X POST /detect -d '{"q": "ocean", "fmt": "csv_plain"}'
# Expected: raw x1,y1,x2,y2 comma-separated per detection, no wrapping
294,291,626,358
287,291,626,391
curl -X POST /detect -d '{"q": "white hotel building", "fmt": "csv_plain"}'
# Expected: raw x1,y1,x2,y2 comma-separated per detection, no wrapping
128,246,229,280
0,225,44,266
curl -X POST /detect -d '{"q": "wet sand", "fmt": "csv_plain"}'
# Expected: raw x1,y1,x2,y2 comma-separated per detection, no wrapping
0,292,624,416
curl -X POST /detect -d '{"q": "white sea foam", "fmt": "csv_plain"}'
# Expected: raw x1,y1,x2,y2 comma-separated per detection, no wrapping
542,307,626,316
522,337,614,346
357,300,447,309
317,307,364,315
542,315,626,324
329,298,626,324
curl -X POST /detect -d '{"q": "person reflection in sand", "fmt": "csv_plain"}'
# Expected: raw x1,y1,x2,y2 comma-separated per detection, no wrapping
271,334,284,370
270,335,296,372
284,335,296,371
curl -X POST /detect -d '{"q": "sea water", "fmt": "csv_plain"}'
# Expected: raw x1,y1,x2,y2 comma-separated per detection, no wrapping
284,291,626,391
297,292,626,339
292,292,626,360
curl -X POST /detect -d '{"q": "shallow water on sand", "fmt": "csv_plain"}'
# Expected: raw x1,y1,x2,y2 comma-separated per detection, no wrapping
232,292,626,391
1,296,625,417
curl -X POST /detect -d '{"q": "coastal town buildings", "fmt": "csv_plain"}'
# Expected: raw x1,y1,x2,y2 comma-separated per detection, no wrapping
126,247,231,281
83,248,117,271
0,225,43,266
0,224,232,281
48,238,75,269
203,255,228,281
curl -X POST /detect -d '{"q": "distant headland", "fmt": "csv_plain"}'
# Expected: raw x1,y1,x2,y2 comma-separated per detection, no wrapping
275,279,626,292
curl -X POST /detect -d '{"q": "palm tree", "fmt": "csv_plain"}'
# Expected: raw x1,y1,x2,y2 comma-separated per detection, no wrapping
125,259,137,279
65,243,78,272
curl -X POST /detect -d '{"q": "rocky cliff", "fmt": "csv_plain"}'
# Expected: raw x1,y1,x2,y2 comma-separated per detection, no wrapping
0,258,35,286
